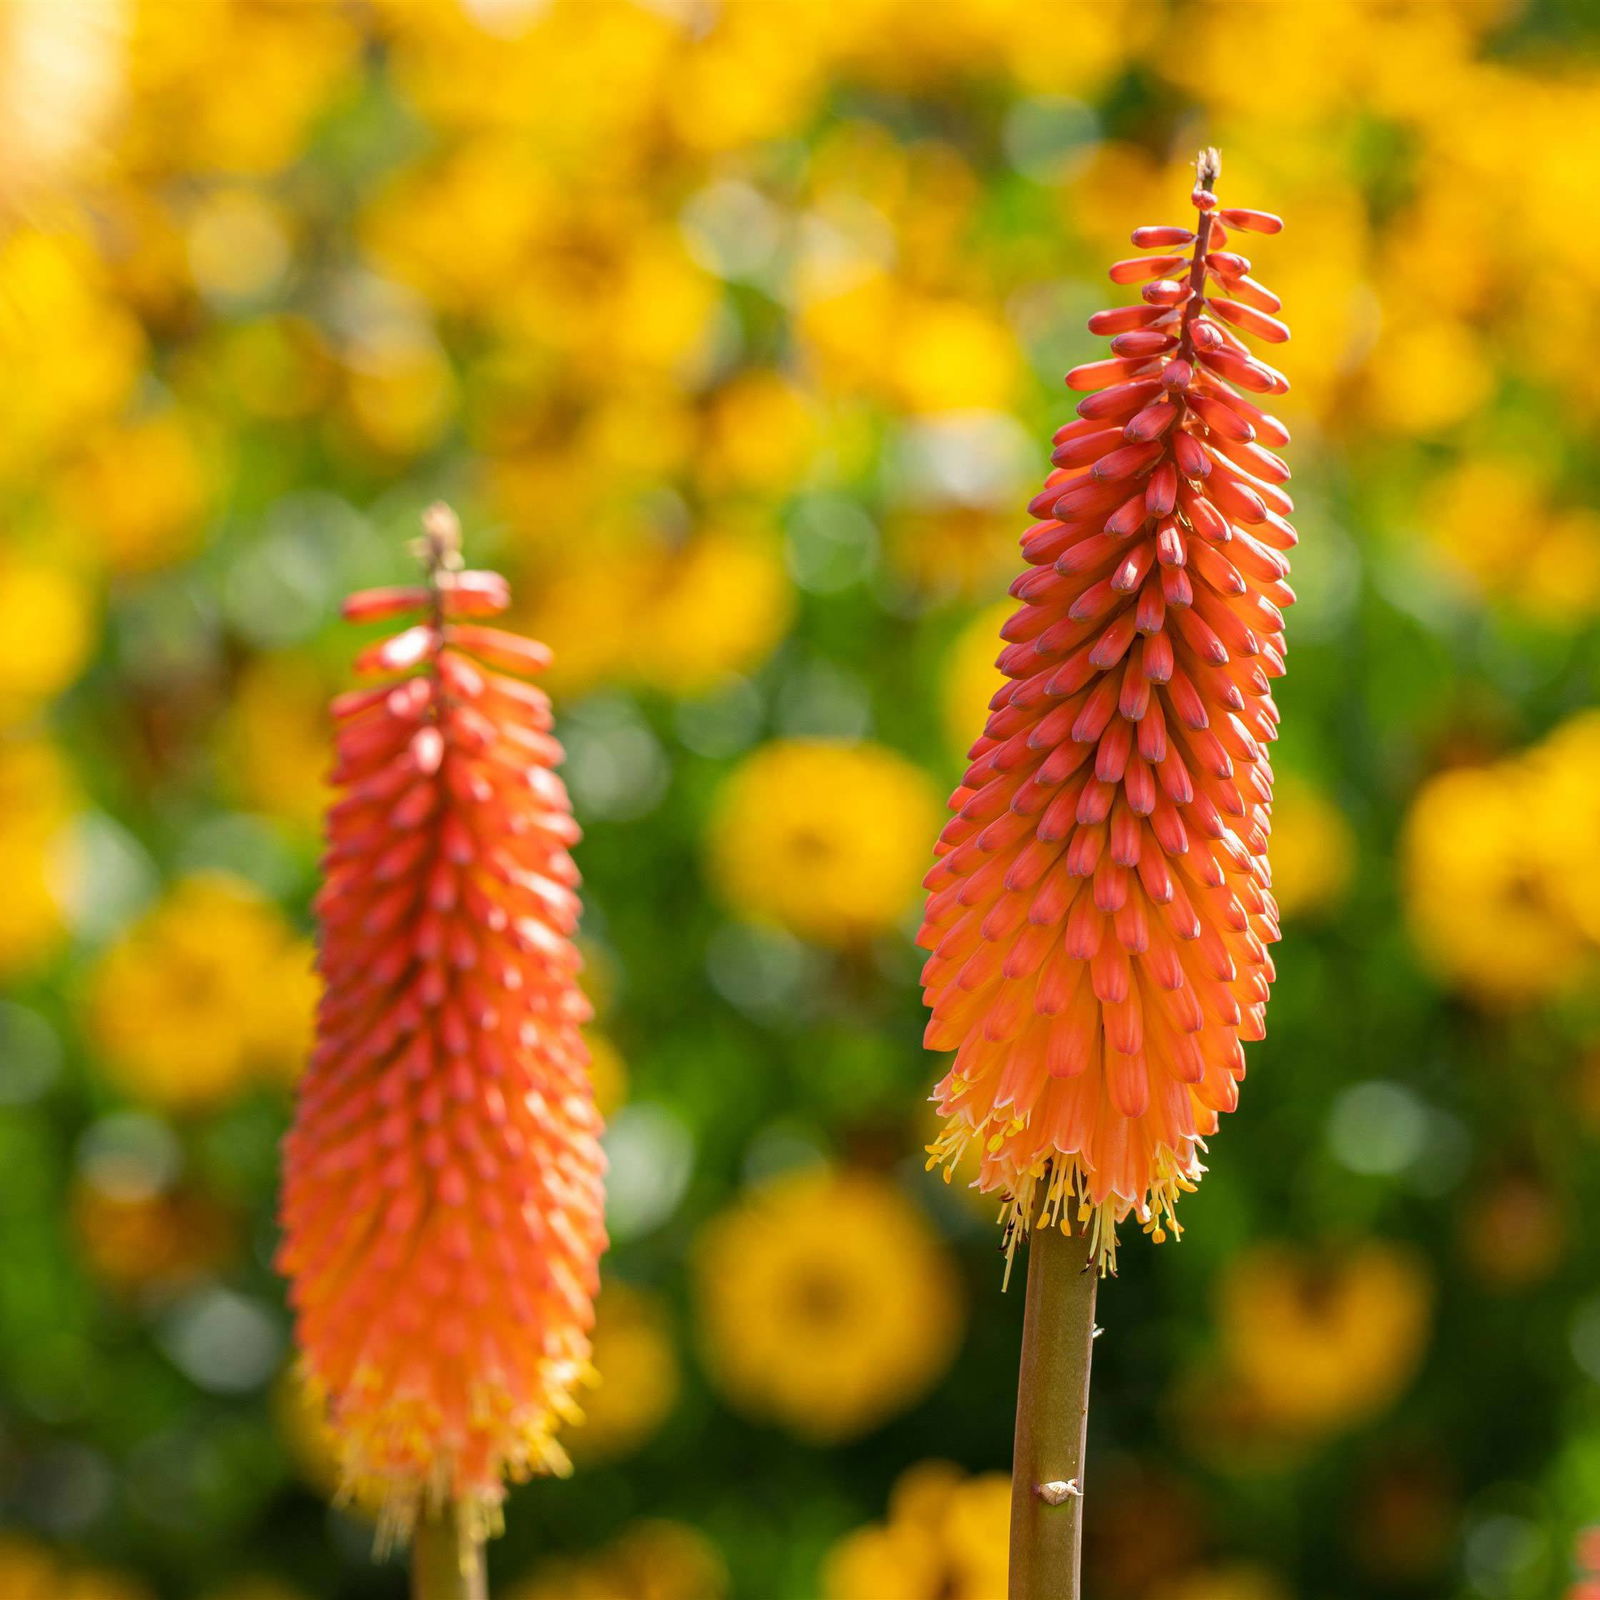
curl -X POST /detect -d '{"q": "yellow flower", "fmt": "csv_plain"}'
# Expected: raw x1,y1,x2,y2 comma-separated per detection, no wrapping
216,654,333,836
892,298,1021,414
709,740,944,945
693,1167,963,1442
87,872,314,1110
522,526,792,700
1216,1240,1432,1436
940,601,1012,760
184,187,293,302
586,1031,629,1119
796,274,1020,415
666,3,832,152
507,1519,728,1600
1403,758,1587,1004
1527,712,1600,947
1419,459,1600,623
571,1281,680,1464
0,558,93,719
1268,774,1356,920
56,410,211,574
0,735,79,975
336,327,457,461
0,1536,153,1600
118,0,360,176
1363,315,1493,437
821,1461,1009,1600
695,370,817,496
637,526,794,697
0,228,145,486
885,506,1021,602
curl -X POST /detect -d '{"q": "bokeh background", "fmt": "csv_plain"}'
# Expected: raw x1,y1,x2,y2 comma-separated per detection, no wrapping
5,2,1600,1598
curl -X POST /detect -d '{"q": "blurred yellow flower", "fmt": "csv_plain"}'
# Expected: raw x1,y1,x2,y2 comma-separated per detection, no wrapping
821,1460,1009,1600
336,328,458,462
1216,1240,1432,1436
507,1519,728,1600
709,740,944,945
1420,459,1600,623
797,277,1021,413
0,228,145,486
1528,712,1600,948
586,1031,628,1119
940,600,1011,759
693,1167,963,1443
118,0,359,177
885,506,1021,601
57,410,211,574
185,187,292,301
87,872,314,1110
667,2,831,152
892,298,1021,415
0,735,79,975
381,0,680,164
528,526,793,699
217,654,332,835
640,526,795,697
696,370,817,496
0,557,93,717
0,1536,153,1600
1403,735,1595,1005
1363,315,1493,437
571,1281,680,1464
1268,774,1356,920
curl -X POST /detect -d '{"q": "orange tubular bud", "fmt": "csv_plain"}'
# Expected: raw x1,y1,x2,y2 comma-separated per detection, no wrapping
919,152,1292,1275
278,504,606,1541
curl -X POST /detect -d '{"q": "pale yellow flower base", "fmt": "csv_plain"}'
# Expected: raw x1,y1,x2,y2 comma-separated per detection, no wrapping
927,1120,1203,1279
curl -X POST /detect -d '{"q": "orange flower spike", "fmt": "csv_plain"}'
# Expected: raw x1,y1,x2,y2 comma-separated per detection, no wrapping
919,152,1292,1275
278,503,607,1544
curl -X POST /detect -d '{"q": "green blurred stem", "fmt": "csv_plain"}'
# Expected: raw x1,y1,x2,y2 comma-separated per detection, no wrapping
411,1503,486,1600
1009,1216,1098,1600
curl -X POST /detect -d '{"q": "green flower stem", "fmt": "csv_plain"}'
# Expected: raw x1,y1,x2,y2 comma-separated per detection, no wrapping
411,1502,486,1600
1009,1216,1098,1600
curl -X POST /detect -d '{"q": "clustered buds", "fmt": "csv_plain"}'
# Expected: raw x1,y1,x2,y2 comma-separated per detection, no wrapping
919,152,1293,1272
278,506,606,1539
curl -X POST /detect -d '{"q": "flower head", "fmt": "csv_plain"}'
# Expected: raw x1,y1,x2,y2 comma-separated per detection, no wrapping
277,504,607,1541
919,153,1293,1271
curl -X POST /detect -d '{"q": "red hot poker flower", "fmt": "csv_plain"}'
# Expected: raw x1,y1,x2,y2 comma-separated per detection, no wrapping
919,152,1293,1274
278,504,606,1541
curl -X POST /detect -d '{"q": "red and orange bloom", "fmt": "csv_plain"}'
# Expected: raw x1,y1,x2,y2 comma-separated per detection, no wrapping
278,505,606,1540
919,153,1293,1272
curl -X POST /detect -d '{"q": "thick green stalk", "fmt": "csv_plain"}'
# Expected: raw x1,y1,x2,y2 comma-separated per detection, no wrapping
411,1503,486,1600
1008,1217,1098,1600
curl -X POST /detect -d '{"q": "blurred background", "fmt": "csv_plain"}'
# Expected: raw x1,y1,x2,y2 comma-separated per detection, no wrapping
4,1,1600,1597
